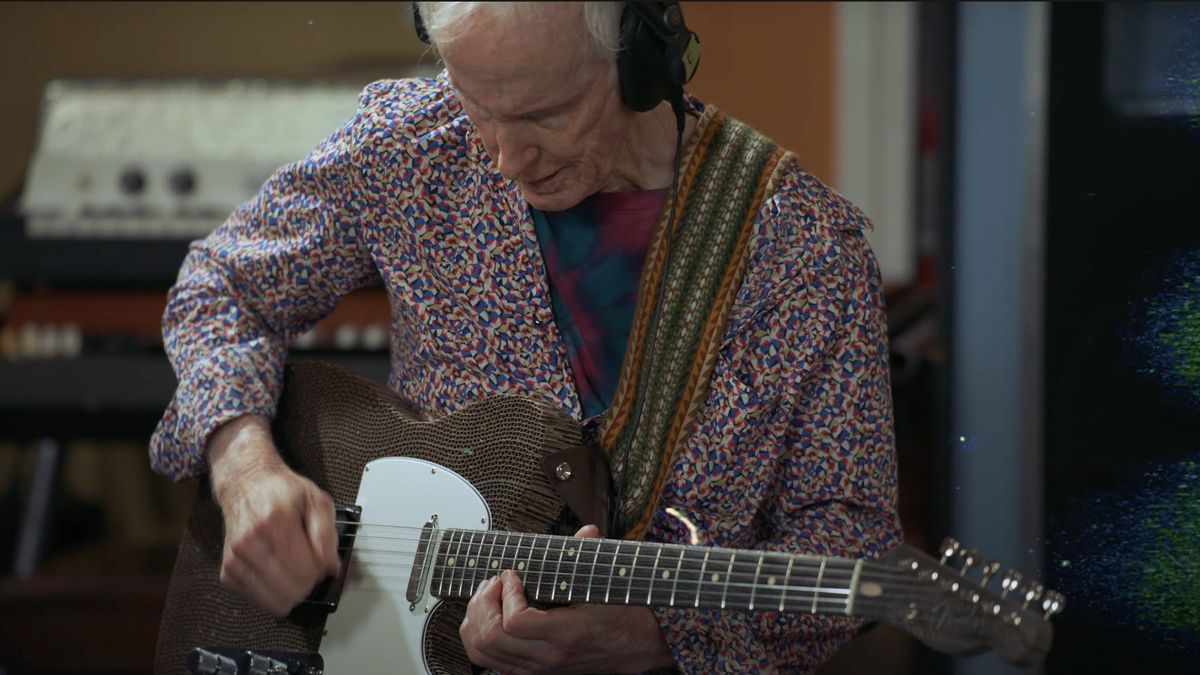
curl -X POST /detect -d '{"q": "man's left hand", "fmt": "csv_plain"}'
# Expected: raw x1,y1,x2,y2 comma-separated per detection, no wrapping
459,524,677,674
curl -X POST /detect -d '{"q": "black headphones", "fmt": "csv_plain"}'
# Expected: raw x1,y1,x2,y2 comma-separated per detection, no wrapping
411,2,701,113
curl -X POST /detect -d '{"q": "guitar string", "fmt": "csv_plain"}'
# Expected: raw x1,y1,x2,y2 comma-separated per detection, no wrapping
326,550,994,598
332,524,933,574
326,575,1014,621
332,523,980,583
333,569,987,602
334,543,935,585
332,535,946,584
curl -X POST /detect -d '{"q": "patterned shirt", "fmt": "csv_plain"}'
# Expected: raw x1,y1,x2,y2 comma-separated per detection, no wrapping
150,74,902,673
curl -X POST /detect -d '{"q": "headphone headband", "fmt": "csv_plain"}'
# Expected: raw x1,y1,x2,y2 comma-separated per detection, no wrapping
410,2,700,113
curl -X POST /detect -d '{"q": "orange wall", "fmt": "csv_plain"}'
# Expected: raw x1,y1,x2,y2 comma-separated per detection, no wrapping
0,2,836,202
683,2,836,183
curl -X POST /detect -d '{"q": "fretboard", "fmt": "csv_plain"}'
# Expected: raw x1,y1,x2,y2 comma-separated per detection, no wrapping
427,529,865,615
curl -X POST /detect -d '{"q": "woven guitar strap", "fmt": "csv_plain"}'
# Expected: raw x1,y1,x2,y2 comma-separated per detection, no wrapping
599,107,794,539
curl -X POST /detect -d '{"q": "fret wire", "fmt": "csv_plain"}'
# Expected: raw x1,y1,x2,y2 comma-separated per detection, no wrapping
566,538,583,603
551,537,569,602
748,552,765,611
669,546,686,607
846,559,864,616
811,556,827,614
780,556,795,612
604,540,620,604
625,543,641,605
456,530,469,597
450,529,466,598
586,539,602,603
496,532,512,576
696,549,711,609
647,545,664,605
434,528,448,595
466,530,482,596
534,534,552,601
474,531,487,583
721,553,737,610
482,530,495,576
523,533,536,585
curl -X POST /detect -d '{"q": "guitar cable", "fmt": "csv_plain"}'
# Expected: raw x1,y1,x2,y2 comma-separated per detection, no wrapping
607,94,687,536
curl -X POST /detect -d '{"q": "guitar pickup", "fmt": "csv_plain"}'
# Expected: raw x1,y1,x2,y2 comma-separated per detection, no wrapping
300,505,361,612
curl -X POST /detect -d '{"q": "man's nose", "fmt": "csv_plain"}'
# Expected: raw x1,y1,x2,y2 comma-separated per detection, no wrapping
493,126,538,181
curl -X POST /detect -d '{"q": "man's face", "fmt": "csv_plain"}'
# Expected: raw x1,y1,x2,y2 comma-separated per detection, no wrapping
438,6,632,212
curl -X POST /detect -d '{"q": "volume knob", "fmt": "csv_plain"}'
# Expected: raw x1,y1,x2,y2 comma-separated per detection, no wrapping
119,167,146,195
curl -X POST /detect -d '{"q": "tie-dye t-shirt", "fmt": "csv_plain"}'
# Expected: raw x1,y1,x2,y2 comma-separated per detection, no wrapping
529,189,668,420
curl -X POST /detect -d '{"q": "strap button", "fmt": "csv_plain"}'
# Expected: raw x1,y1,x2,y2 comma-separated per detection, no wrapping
555,462,573,481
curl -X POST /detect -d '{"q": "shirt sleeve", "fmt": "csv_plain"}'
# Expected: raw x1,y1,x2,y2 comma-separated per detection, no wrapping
148,93,381,481
651,176,903,673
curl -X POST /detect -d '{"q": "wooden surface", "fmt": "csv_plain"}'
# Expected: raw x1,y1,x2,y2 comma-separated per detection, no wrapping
683,2,836,183
0,575,166,673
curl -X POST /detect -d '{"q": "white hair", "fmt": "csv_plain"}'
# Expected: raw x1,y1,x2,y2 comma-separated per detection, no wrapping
415,2,624,63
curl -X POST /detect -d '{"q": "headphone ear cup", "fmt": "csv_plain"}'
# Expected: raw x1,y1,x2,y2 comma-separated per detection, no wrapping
618,5,673,112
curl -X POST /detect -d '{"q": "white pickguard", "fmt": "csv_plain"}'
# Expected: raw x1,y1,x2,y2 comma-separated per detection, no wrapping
319,457,490,674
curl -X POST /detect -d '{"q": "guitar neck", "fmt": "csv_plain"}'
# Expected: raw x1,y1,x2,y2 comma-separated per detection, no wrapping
427,528,880,617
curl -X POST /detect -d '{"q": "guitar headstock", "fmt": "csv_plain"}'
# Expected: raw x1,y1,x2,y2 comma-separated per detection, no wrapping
863,537,1064,667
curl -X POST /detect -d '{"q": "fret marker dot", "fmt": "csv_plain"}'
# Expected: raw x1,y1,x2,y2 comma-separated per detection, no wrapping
491,560,499,569
768,576,777,586
711,573,720,583
619,568,627,577
448,558,456,566
662,571,670,580
559,581,567,591
468,559,476,567
568,547,576,557
517,562,526,571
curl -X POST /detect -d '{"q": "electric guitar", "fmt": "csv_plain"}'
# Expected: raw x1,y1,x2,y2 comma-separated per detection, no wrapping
157,361,1062,674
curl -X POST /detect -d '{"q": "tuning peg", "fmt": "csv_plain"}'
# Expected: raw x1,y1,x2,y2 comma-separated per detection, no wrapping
958,548,980,574
938,537,961,565
1020,582,1045,610
979,560,1001,586
1041,590,1066,619
1000,570,1023,599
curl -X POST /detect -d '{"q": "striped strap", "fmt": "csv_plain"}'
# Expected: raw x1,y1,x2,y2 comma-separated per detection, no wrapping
599,108,794,539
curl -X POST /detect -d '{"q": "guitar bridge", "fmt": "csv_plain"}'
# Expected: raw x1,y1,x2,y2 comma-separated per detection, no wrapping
300,506,361,612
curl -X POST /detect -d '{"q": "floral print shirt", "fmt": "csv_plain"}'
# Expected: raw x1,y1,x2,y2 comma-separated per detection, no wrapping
150,74,902,674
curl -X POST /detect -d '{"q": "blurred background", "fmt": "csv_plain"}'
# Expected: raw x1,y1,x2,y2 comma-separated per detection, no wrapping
0,2,1197,673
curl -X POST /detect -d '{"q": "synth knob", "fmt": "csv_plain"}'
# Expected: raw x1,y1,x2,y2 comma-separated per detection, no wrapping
938,537,961,565
1042,590,1066,618
169,168,197,195
119,167,146,195
1000,570,1023,598
958,548,980,574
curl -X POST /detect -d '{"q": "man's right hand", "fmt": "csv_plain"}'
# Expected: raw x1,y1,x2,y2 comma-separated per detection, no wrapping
207,414,341,617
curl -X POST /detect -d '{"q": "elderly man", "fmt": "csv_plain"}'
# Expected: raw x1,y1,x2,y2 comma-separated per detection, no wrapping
150,2,901,673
